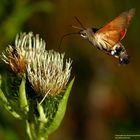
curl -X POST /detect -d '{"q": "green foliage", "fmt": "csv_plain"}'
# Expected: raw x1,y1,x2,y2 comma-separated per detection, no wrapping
0,71,74,140
46,78,75,135
0,72,22,119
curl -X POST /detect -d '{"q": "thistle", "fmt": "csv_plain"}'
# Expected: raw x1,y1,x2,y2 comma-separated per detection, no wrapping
0,32,74,140
27,50,72,104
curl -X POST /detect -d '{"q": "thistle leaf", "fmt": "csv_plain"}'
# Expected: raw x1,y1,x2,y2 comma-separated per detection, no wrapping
19,75,29,115
46,78,75,135
0,74,21,119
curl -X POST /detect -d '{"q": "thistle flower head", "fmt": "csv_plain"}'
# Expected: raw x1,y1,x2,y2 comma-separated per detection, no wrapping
1,32,72,103
1,45,27,73
27,50,72,103
2,32,46,74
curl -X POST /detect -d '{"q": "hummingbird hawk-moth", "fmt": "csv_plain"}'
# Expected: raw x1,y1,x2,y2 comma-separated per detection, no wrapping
72,8,135,64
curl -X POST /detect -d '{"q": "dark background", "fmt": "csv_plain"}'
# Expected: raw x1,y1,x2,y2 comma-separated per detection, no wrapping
0,0,140,140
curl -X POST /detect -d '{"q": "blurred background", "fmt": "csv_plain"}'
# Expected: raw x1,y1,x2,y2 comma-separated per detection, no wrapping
0,0,140,140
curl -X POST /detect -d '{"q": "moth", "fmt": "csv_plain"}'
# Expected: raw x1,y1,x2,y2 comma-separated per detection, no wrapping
73,8,135,64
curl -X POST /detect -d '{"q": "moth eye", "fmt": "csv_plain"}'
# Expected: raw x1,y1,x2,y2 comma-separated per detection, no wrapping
80,32,87,38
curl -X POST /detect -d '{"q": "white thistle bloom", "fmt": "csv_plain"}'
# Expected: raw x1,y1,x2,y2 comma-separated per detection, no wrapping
1,32,72,103
27,50,72,104
2,32,46,73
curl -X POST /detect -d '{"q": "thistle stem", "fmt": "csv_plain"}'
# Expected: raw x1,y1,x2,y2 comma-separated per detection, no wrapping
26,120,33,140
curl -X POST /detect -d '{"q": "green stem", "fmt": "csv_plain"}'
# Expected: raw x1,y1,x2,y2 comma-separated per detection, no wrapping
26,120,48,140
37,103,48,140
26,120,33,140
26,119,39,140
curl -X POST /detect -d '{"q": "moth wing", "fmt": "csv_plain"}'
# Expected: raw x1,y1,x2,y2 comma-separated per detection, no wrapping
95,8,135,48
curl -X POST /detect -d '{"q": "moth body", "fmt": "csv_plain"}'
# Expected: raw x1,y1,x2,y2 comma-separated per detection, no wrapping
76,8,135,64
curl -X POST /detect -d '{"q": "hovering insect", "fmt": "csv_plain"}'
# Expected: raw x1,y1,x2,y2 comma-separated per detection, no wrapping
72,8,135,64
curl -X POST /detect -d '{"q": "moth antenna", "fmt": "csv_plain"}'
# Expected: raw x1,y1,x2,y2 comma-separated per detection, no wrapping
58,32,79,51
72,25,83,30
58,17,85,50
74,16,86,29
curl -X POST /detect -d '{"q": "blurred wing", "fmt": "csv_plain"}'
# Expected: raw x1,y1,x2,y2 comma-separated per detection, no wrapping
95,8,135,48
